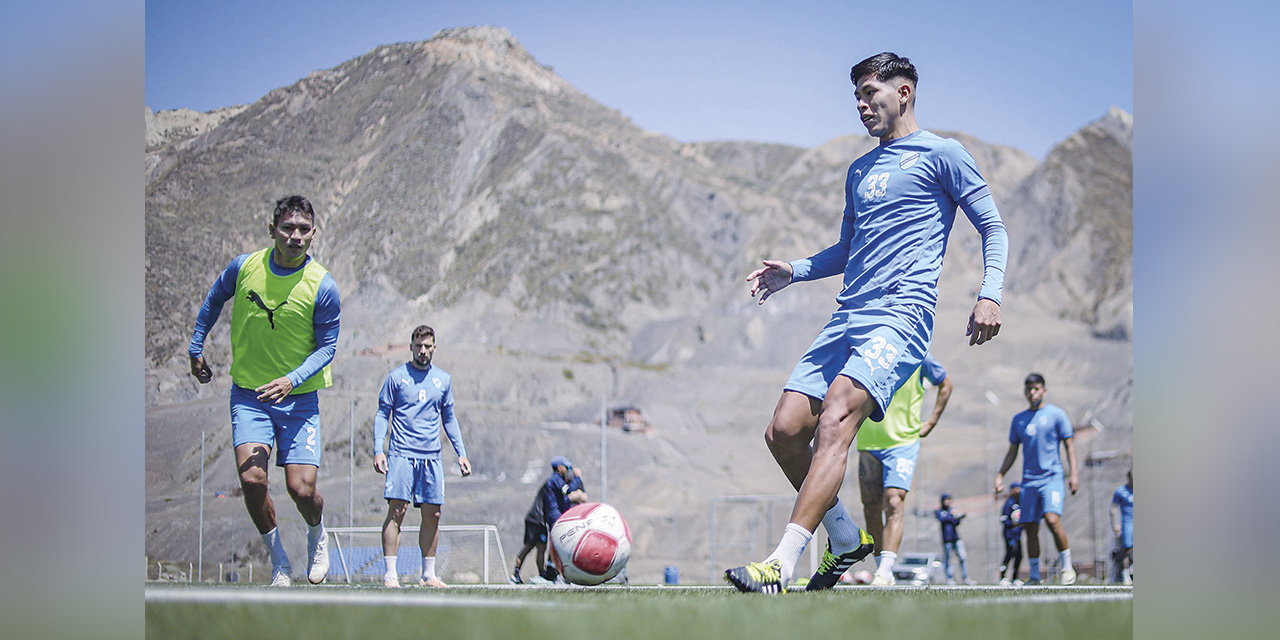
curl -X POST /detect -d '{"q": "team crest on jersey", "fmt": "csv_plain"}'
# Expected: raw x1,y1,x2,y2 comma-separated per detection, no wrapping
1026,423,1037,436
899,151,920,170
433,377,443,389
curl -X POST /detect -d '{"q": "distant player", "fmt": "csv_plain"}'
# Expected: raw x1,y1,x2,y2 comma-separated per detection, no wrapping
998,482,1024,585
934,493,973,584
857,353,953,585
726,51,1007,594
188,195,339,587
1110,468,1133,584
510,456,587,584
994,373,1079,585
373,325,471,588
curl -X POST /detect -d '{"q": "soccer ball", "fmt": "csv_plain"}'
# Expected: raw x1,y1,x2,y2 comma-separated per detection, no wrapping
548,502,632,585
851,569,874,584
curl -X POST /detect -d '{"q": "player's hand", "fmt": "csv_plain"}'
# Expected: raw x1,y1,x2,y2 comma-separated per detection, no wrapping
966,298,1002,345
747,259,794,305
458,456,472,477
993,473,1004,496
1113,526,1121,537
255,376,294,404
373,453,387,474
190,356,213,384
1068,475,1079,494
919,419,936,438
573,467,582,478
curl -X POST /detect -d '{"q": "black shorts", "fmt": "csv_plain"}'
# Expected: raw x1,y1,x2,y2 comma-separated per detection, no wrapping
523,520,548,546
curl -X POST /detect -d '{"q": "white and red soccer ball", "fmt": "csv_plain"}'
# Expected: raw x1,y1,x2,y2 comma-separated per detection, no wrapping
549,502,632,585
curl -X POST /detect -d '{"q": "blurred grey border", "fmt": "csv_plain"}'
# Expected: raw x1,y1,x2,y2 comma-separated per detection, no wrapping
0,2,143,639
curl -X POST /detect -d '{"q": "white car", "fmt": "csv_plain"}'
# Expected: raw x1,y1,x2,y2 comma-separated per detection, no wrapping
892,552,946,585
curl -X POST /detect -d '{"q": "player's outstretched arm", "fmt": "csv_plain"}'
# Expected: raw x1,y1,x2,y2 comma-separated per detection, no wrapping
747,259,794,305
966,298,1002,345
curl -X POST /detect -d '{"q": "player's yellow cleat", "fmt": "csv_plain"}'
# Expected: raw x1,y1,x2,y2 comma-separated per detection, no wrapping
805,528,876,591
724,559,787,594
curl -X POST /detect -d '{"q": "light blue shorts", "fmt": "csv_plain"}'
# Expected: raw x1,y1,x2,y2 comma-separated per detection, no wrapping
859,440,921,492
384,455,445,506
229,385,322,467
1019,474,1066,523
784,305,932,421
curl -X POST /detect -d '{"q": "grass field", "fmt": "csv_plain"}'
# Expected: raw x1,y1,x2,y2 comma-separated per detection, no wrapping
145,583,1131,640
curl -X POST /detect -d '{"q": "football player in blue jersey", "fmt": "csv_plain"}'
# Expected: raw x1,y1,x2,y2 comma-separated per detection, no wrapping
189,195,341,587
1110,469,1133,584
994,373,1079,585
726,52,1008,594
373,325,471,587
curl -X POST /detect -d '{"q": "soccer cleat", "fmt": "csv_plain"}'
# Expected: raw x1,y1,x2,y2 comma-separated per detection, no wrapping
805,529,875,591
384,575,401,588
1024,578,1041,586
307,534,329,584
946,579,957,585
270,567,292,587
999,577,1012,587
1061,567,1077,585
724,559,787,594
870,573,895,586
419,576,448,588
508,571,523,585
964,578,977,585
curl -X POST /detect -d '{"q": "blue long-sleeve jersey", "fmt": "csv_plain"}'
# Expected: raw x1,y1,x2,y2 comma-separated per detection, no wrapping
374,362,467,461
188,251,340,389
789,130,1008,310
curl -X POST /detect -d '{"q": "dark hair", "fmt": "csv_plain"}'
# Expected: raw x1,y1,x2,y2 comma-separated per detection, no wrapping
273,195,316,226
1024,373,1046,386
412,325,435,343
850,52,918,87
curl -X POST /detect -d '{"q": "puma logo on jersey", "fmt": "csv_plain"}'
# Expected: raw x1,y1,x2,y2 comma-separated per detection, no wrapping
246,290,288,329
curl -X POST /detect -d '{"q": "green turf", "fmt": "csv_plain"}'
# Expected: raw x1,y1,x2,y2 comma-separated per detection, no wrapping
145,584,1131,640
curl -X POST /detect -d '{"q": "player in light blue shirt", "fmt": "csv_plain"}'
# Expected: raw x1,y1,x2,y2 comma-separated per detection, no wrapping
373,325,471,587
994,373,1079,584
727,52,1008,594
1110,469,1134,584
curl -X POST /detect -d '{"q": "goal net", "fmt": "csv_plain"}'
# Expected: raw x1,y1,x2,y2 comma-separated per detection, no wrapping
323,525,509,584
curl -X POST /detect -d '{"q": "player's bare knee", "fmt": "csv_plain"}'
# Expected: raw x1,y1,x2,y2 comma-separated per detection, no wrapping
238,466,268,490
286,478,317,501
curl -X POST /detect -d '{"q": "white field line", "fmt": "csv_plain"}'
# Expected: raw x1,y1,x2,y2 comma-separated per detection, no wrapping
145,585,564,608
956,592,1133,606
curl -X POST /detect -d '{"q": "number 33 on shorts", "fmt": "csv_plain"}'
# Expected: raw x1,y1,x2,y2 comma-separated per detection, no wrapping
862,336,899,373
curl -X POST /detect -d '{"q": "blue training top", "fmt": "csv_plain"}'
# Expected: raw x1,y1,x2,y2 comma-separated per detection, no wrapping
1000,496,1022,541
374,362,467,460
789,130,1008,310
1008,403,1074,481
1112,484,1133,526
935,507,964,543
188,251,341,390
537,472,585,528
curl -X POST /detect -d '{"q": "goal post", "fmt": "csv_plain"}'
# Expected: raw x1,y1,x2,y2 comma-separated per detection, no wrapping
324,525,509,584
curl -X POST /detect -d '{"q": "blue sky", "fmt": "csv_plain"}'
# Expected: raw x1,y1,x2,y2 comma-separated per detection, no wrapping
146,0,1131,159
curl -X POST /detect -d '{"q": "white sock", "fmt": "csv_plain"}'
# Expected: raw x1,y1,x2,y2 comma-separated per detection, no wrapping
261,527,291,570
875,551,898,577
308,519,325,551
764,523,813,585
422,557,437,581
384,555,397,577
1059,548,1073,571
821,500,862,554
1029,558,1041,580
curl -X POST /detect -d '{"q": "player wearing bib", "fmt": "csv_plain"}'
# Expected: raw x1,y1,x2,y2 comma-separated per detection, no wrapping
373,325,471,588
1110,469,1134,584
188,195,340,587
994,373,1079,585
728,52,1008,595
857,353,952,585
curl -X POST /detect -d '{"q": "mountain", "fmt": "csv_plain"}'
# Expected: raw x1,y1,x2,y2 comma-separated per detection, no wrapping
145,26,1132,583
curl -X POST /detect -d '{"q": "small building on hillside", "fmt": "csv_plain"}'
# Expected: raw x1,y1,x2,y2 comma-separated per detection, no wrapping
608,406,650,433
